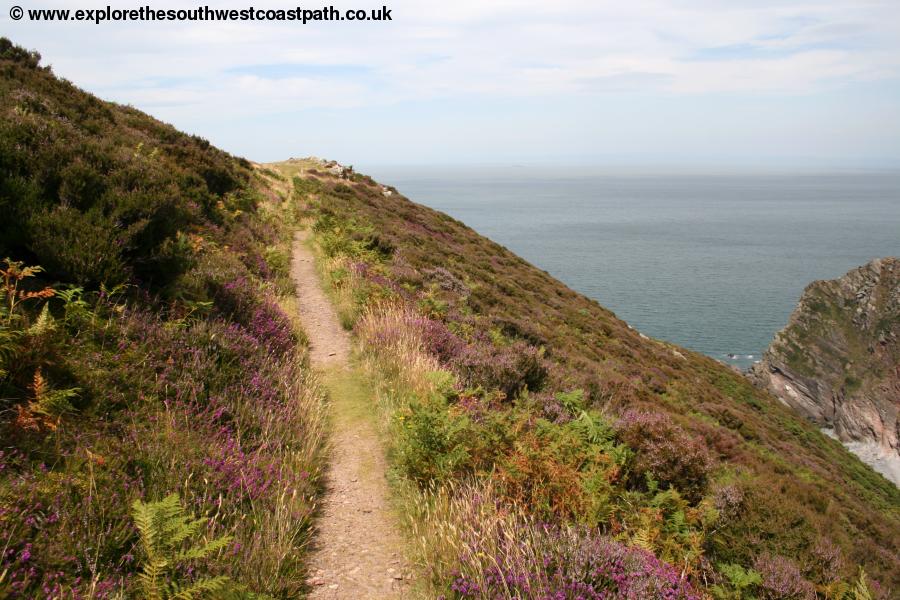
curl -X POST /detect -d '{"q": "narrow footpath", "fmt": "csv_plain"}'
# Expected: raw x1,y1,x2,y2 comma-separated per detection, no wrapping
292,229,412,599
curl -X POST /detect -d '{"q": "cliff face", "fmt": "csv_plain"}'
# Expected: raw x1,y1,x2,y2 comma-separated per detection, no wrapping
751,257,900,485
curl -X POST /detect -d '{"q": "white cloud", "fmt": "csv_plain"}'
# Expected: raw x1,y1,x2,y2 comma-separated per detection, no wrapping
15,0,900,101
7,0,900,164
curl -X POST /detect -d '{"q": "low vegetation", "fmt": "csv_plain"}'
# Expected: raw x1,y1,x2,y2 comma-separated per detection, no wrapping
0,41,325,597
2,35,897,599
282,161,900,599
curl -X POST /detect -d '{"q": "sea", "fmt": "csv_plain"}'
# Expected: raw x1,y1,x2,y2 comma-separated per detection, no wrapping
364,167,900,370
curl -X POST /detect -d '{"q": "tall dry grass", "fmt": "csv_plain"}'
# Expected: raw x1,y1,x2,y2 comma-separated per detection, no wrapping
408,480,543,595
354,302,442,399
408,480,699,599
213,353,327,592
124,322,329,596
319,254,367,330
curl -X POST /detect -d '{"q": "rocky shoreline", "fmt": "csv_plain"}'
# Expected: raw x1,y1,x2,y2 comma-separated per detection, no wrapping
751,257,900,486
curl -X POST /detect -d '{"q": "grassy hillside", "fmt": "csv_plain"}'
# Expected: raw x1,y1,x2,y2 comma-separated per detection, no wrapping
273,161,900,599
1,34,898,599
0,40,325,597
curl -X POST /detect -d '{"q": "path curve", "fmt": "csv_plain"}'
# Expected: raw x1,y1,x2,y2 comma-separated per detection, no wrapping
292,230,412,599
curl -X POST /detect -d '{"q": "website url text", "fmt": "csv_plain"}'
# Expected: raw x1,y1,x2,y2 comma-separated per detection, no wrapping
9,5,393,25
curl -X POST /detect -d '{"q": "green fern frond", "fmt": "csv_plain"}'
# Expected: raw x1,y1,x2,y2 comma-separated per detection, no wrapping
132,497,160,550
826,582,850,600
55,286,90,323
31,387,78,419
632,527,654,551
131,493,240,600
167,516,206,547
27,303,55,336
717,563,761,591
852,568,873,600
171,575,233,599
175,535,233,563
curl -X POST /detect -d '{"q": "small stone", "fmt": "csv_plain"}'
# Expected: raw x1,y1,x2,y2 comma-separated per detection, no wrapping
328,584,339,590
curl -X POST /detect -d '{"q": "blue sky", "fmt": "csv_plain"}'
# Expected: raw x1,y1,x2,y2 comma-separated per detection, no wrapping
5,0,900,169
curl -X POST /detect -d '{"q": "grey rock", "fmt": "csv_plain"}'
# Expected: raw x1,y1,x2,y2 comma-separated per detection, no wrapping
750,257,900,486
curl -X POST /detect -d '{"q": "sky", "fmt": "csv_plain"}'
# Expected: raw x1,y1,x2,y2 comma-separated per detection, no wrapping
4,0,900,169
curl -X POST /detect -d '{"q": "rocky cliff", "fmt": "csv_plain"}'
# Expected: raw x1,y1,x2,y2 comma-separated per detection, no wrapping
751,257,900,485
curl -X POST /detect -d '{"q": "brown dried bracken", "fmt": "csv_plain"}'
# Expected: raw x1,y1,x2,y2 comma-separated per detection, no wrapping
1,257,54,322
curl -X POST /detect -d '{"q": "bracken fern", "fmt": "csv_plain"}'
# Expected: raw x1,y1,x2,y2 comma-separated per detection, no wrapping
131,494,236,600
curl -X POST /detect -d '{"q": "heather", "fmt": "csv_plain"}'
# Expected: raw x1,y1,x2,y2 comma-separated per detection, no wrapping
0,42,325,597
412,482,699,600
288,161,899,598
0,235,325,599
2,32,897,598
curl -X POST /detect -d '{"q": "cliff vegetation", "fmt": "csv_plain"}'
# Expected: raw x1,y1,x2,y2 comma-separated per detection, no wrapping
0,39,326,597
278,160,900,599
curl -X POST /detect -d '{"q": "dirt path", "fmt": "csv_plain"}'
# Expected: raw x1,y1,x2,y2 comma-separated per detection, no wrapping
292,230,412,599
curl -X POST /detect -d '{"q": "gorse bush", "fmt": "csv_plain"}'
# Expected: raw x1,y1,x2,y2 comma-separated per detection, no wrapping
27,205,131,285
0,38,43,69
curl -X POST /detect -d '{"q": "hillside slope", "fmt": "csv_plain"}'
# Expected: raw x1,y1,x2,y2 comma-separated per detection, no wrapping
276,158,900,597
751,258,899,485
0,40,325,597
1,34,898,599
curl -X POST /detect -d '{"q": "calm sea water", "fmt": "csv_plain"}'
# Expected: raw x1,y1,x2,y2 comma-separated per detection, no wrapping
365,167,900,369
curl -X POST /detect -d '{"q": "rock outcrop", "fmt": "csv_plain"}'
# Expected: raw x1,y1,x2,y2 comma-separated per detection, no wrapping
751,257,900,485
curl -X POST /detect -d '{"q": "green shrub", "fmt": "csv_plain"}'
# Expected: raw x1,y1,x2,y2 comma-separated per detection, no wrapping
291,176,321,197
0,38,250,292
263,245,290,280
397,397,472,484
0,38,43,69
27,206,127,285
58,160,107,210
